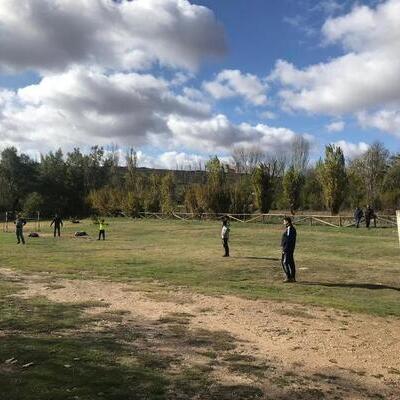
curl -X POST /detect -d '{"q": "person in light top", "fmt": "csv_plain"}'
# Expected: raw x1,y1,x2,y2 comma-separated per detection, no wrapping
97,219,108,240
281,216,297,282
221,217,230,257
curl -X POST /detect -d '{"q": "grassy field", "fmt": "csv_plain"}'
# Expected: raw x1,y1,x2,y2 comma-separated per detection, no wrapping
1,218,399,317
1,218,399,399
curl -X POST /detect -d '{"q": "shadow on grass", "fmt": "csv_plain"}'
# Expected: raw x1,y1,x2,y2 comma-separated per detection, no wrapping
300,281,400,292
235,256,281,261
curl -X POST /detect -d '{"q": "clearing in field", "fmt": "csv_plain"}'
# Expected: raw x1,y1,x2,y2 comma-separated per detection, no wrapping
0,219,399,399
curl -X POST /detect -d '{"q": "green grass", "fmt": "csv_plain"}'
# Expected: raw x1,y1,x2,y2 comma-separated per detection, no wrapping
1,218,399,317
1,219,398,399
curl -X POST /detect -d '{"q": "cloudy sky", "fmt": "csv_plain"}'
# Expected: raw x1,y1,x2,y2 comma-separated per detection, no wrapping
0,0,399,168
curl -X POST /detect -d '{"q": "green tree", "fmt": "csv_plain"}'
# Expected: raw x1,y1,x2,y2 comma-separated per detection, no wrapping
205,156,230,213
121,191,143,217
0,147,37,211
351,142,389,208
382,154,400,210
160,173,176,214
23,192,44,216
283,166,305,215
229,177,252,214
302,168,324,211
144,173,161,212
317,145,348,215
39,149,69,215
251,162,279,213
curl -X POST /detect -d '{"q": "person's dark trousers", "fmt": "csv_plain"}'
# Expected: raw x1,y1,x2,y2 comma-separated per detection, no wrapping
98,230,105,240
222,238,229,256
281,251,295,281
16,228,25,244
54,226,61,237
366,218,370,228
355,218,361,228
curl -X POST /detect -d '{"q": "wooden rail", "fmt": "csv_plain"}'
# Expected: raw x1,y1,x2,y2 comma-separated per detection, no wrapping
139,212,397,228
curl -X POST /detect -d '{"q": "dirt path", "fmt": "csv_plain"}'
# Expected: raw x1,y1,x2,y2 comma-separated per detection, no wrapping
2,268,400,399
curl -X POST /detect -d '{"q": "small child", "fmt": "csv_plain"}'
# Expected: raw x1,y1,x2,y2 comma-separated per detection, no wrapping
97,219,108,240
221,217,230,257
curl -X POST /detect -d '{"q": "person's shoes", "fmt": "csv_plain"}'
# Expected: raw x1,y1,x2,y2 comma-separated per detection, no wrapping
291,278,296,282
223,255,229,257
283,278,291,283
17,241,20,244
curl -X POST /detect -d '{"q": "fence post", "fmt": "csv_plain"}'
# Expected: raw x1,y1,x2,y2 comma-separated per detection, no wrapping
5,211,8,233
37,211,41,232
397,210,400,247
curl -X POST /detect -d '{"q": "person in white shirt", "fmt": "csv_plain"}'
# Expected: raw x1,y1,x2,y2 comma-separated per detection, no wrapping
221,218,230,257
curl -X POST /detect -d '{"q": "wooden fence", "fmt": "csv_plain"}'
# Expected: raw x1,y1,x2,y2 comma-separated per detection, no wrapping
139,212,397,228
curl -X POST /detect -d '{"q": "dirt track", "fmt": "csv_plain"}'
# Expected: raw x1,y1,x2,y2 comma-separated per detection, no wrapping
3,268,400,399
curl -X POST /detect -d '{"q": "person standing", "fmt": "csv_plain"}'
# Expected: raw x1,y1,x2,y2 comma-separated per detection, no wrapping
221,218,230,257
365,205,375,229
97,219,108,240
281,216,297,282
354,207,363,228
14,214,27,245
50,214,63,237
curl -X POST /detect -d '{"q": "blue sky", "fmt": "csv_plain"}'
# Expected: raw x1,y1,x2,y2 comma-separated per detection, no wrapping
0,0,399,168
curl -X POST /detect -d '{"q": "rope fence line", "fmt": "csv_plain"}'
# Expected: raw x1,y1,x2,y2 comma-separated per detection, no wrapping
1,211,396,231
139,212,397,228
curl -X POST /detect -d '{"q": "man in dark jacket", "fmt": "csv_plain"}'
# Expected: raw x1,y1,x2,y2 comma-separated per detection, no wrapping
365,205,376,228
14,214,27,244
281,216,297,282
354,207,363,228
50,214,63,237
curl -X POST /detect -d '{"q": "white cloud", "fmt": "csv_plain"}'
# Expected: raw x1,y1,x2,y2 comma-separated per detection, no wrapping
333,140,369,159
167,114,310,155
270,0,400,117
260,111,277,120
0,67,311,159
326,120,345,132
0,0,226,73
312,0,345,15
0,68,211,152
203,69,268,106
357,109,400,137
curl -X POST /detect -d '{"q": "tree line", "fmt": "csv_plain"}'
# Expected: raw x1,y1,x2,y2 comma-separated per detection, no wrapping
0,139,399,218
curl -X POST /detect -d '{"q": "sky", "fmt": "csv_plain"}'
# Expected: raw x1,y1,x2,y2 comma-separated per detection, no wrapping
0,0,399,169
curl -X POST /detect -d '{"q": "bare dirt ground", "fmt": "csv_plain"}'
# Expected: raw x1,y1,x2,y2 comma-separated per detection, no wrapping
2,268,399,399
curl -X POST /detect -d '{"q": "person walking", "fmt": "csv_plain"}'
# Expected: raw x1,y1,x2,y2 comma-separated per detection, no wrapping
354,207,363,228
97,219,108,240
14,214,27,245
221,217,230,257
281,216,297,282
50,214,63,237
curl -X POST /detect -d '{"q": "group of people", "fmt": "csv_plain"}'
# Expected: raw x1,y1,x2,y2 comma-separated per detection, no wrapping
13,214,108,244
354,205,377,228
221,216,297,283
